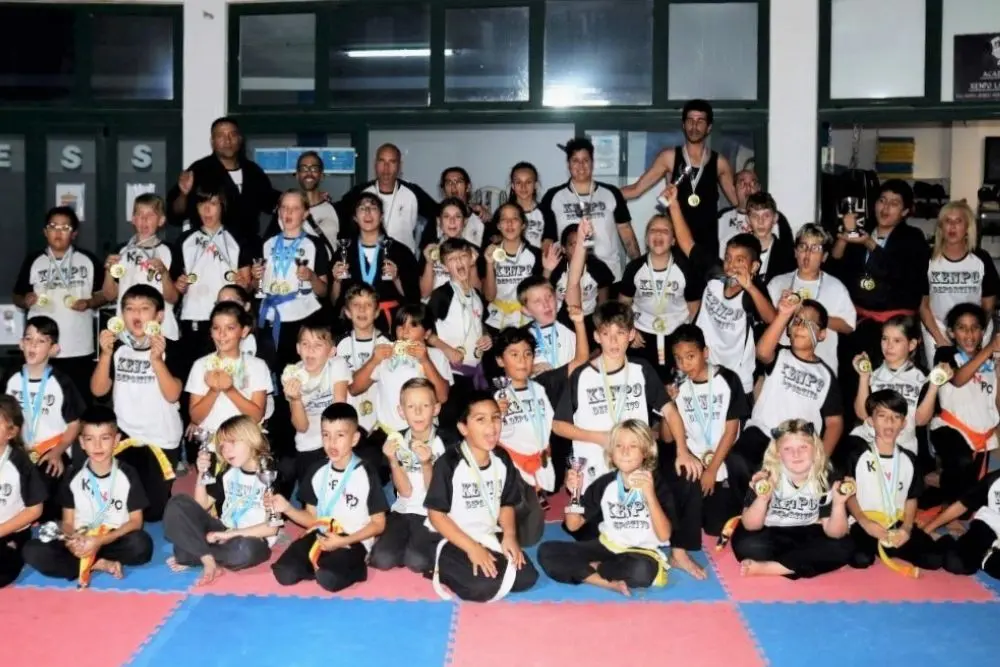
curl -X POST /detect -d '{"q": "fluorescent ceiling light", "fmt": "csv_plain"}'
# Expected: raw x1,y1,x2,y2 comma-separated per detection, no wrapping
345,48,454,59
544,84,611,108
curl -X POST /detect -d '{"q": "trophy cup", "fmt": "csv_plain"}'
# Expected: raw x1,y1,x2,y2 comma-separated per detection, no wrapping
656,165,695,211
193,428,216,485
381,238,395,280
565,456,588,514
837,196,867,238
295,258,311,295
337,239,352,279
257,456,284,527
492,375,513,400
252,258,267,299
38,521,69,543
578,203,596,249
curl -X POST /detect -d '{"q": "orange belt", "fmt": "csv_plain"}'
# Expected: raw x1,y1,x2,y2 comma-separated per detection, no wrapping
856,307,916,324
499,444,549,476
78,525,112,588
306,518,343,570
28,435,63,464
378,300,400,334
939,411,994,452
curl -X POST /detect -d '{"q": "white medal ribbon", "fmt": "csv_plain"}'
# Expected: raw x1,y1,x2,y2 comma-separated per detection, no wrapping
45,248,74,291
681,142,710,196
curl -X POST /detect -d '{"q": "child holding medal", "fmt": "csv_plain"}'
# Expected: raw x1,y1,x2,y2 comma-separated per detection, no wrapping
619,213,704,382
538,420,674,595
337,284,392,434
418,197,473,298
729,419,854,579
549,223,616,341
370,378,450,574
0,395,47,588
424,393,538,602
482,202,545,332
163,415,277,585
3,316,85,522
270,404,388,593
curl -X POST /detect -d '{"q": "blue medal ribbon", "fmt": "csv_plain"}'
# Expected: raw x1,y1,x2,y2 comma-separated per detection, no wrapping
687,367,716,449
358,243,379,286
533,323,558,368
85,460,119,529
221,471,259,528
958,349,994,374
617,472,641,508
272,232,305,279
317,455,359,531
20,366,52,446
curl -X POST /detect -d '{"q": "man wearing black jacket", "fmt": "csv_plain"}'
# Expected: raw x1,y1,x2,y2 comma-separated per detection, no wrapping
167,117,278,242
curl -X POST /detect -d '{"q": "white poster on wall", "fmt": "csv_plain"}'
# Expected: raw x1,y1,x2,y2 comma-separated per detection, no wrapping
125,183,157,221
56,183,85,221
0,305,23,346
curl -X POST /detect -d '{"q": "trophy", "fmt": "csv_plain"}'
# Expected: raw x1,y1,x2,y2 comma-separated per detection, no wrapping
656,165,695,211
492,375,513,400
337,239,352,279
565,456,588,514
252,258,267,299
577,203,595,249
295,258,311,295
837,196,866,237
257,456,284,527
381,238,394,280
38,521,70,543
193,428,216,485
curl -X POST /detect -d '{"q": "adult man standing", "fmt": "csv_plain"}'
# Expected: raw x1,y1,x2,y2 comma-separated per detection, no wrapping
621,100,739,257
166,117,278,241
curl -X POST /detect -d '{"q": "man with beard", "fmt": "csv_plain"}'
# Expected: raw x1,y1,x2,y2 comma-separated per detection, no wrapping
717,169,760,258
621,100,739,258
167,117,278,242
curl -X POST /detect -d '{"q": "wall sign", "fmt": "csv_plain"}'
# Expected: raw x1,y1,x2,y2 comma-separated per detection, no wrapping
954,33,1000,101
254,147,356,175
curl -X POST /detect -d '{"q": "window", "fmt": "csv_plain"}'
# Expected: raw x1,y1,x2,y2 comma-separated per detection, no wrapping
941,0,1000,102
47,137,98,253
117,138,169,242
239,13,316,106
92,15,175,100
543,0,654,107
445,7,530,103
668,3,758,101
329,3,431,108
829,0,925,100
0,6,76,100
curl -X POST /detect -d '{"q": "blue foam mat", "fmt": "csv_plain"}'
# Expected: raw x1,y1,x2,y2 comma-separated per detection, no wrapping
17,522,199,592
739,602,1000,667
128,596,455,667
514,523,728,603
976,570,1000,597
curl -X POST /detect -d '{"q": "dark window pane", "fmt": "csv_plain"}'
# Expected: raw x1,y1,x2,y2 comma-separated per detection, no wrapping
92,15,175,100
668,3,758,101
329,3,430,108
543,0,653,107
0,7,76,100
445,7,529,103
240,13,316,106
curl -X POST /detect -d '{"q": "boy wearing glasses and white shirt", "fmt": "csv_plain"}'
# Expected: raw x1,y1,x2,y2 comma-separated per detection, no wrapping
768,224,856,375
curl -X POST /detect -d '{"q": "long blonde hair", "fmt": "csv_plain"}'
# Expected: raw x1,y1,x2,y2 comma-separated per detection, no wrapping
760,419,829,492
932,201,976,259
605,419,658,472
644,214,675,251
214,415,271,472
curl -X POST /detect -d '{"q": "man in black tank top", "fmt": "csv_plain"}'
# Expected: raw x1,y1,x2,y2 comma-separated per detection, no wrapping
621,100,739,258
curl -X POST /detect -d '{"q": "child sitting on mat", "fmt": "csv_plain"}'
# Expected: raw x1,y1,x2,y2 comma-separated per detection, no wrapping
925,466,1000,580
0,395,47,588
23,406,153,587
537,419,673,596
269,403,388,593
729,418,854,579
162,415,278,585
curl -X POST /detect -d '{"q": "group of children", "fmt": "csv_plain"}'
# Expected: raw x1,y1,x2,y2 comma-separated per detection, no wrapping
1,149,999,600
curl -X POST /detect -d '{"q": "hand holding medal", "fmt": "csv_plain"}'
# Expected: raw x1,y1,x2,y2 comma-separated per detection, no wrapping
778,289,802,316
929,363,953,387
752,471,773,498
837,478,856,498
853,353,873,376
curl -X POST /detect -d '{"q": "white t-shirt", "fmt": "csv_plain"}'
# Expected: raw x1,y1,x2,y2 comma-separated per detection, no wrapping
539,180,632,281
555,358,669,492
291,358,352,452
523,206,554,250
673,366,749,482
486,244,542,330
850,362,927,455
108,340,185,450
767,270,856,375
0,446,46,526
228,168,244,193
754,473,831,528
362,180,436,254
111,239,180,340
961,469,1000,538
496,380,555,491
582,471,673,550
551,256,615,317
428,282,486,368
3,366,84,453
309,201,340,245
390,430,447,516
15,247,101,358
923,250,1000,359
931,346,1000,452
694,278,760,392
337,332,391,432
209,466,276,546
844,442,918,525
177,226,247,322
464,213,485,248
531,321,576,373
717,208,748,259
62,460,147,530
620,251,703,336
371,348,453,432
260,232,329,324
749,347,841,436
300,457,389,551
185,354,274,432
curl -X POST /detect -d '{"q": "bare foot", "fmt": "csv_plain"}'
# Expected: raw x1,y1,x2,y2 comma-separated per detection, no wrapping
166,557,190,573
593,578,631,597
197,556,222,586
670,549,708,580
93,559,123,579
740,559,791,577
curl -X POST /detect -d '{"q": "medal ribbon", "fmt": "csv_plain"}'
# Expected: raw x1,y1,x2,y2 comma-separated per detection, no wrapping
869,446,901,524
317,455,359,526
569,181,594,219
686,367,716,449
681,142,710,196
646,254,673,318
958,349,994,374
45,248,74,290
192,228,233,273
220,472,258,528
533,323,558,368
451,282,476,349
616,471,642,507
600,358,630,425
790,271,822,301
85,460,120,530
0,446,11,479
20,367,52,447
272,232,306,281
357,242,380,286
506,384,547,452
460,442,500,527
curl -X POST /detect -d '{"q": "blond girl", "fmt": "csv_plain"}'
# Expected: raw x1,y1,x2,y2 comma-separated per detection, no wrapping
162,415,279,585
537,420,673,596
731,419,854,579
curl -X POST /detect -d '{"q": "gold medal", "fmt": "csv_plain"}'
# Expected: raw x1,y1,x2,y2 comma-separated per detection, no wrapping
109,263,126,279
860,277,875,291
839,480,856,496
491,247,506,263
360,400,373,416
430,247,440,262
929,366,952,387
456,346,467,359
687,194,701,207
702,451,715,467
144,321,161,337
187,273,199,284
36,293,50,307
753,479,772,496
107,316,126,335
29,450,39,464
63,295,77,308
786,293,801,306
652,317,667,334
393,340,410,357
854,356,872,374
224,270,236,282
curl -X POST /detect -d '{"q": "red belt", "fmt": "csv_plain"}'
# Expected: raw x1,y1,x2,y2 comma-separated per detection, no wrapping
856,307,916,324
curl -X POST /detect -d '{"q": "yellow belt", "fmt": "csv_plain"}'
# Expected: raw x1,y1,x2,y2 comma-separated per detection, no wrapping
864,510,920,579
494,300,523,317
598,533,670,587
78,525,111,588
114,438,176,481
